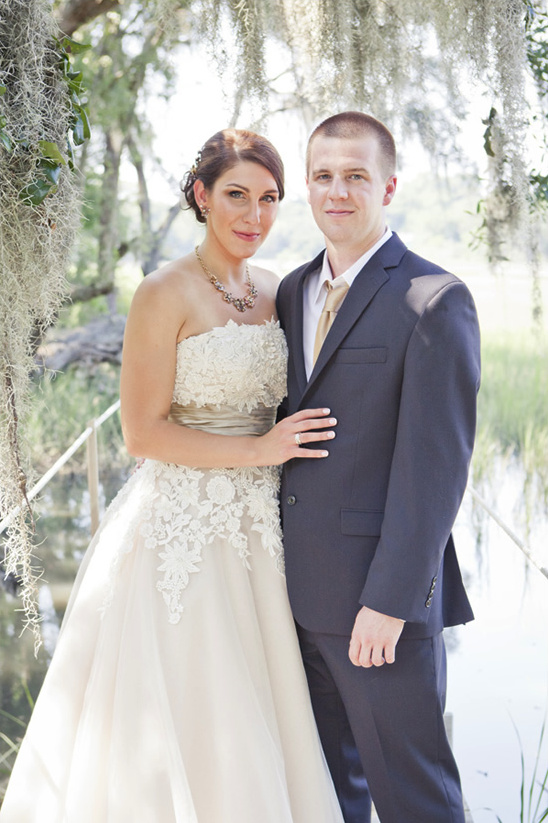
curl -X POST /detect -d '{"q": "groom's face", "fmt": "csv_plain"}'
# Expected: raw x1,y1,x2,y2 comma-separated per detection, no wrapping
306,133,396,254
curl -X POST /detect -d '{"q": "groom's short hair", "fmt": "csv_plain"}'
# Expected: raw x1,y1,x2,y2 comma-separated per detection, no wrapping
306,112,396,179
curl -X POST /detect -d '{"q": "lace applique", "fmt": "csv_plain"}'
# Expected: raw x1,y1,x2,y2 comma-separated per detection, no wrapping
173,319,287,412
134,462,284,624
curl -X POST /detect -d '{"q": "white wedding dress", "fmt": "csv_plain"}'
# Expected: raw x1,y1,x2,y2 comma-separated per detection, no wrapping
0,319,343,823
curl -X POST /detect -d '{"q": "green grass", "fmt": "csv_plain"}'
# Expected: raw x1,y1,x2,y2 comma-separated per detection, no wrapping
477,332,548,455
490,719,548,823
472,330,548,509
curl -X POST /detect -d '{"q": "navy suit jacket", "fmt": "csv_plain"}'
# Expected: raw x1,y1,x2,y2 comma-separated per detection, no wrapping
276,233,481,639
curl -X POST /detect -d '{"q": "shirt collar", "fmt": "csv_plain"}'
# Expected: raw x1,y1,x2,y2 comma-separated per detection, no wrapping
311,228,393,306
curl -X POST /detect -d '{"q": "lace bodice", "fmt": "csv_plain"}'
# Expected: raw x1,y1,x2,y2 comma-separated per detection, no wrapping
173,319,288,412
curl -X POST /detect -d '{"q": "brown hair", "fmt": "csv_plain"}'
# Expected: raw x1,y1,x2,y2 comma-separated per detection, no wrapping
182,129,285,223
306,112,396,178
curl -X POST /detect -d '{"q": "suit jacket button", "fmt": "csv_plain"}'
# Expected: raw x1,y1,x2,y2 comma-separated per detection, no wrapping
287,495,297,506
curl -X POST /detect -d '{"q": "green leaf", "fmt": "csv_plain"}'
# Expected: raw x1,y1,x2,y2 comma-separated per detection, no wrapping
38,140,66,165
72,116,85,146
80,106,91,140
58,52,70,74
0,131,12,151
483,129,495,157
0,84,6,96
66,137,75,169
40,164,62,186
68,75,85,95
60,35,92,55
19,179,54,206
72,108,91,145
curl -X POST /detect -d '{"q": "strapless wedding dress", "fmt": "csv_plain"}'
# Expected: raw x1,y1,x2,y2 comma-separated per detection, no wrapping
0,319,343,823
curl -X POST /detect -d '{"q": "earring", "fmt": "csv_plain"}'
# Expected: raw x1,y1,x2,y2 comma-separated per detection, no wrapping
200,206,210,219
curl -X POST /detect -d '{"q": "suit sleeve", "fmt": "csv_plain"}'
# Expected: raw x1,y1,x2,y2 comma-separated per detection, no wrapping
359,280,481,623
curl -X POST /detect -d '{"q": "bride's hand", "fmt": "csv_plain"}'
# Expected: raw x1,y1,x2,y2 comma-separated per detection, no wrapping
257,408,337,465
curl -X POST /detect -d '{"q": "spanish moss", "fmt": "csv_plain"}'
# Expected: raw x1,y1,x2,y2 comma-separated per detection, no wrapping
0,0,81,647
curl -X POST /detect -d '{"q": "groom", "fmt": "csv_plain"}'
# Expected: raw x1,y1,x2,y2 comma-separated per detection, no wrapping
276,112,480,823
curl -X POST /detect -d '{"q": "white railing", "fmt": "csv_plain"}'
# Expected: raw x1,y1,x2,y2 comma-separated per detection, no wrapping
0,399,120,538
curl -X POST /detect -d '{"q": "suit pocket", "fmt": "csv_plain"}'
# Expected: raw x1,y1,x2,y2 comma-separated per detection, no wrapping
341,509,384,536
333,347,387,364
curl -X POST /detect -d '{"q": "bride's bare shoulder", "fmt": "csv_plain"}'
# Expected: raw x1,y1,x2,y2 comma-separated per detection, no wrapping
140,254,199,291
126,255,205,339
250,265,282,300
131,254,201,305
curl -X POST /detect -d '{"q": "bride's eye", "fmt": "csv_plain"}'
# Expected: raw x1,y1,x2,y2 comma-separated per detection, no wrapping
228,190,245,199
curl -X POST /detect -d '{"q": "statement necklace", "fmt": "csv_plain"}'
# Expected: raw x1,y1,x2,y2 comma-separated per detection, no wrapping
195,246,258,313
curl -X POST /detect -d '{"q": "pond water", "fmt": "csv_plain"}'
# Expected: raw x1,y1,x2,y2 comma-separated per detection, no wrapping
448,472,548,822
0,461,547,820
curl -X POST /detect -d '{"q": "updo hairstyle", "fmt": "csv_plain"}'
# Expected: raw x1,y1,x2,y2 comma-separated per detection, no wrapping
181,128,285,224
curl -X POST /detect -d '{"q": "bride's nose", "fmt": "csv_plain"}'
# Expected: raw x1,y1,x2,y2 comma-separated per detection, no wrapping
243,200,261,224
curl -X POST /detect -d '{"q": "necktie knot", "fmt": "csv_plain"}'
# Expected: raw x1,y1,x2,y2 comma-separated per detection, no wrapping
323,281,349,314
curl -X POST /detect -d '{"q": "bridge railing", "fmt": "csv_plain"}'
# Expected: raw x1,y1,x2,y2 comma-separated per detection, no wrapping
0,399,120,538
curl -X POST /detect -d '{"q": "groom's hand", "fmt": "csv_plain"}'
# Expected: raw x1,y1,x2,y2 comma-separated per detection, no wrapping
349,606,404,668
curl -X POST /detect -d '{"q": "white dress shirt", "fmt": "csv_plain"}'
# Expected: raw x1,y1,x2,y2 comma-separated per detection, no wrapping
302,229,393,379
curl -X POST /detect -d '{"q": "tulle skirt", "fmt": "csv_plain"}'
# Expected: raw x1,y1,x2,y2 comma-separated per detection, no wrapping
0,460,343,823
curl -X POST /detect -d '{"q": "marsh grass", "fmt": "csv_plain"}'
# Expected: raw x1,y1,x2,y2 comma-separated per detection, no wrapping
489,719,548,823
472,331,548,513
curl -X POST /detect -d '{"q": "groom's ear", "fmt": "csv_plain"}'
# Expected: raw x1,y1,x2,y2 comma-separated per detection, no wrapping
383,175,397,207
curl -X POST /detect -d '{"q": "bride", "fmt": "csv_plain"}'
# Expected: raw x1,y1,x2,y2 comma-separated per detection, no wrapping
0,129,343,823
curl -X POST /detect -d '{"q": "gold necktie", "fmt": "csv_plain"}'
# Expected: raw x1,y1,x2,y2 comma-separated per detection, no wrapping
313,281,350,364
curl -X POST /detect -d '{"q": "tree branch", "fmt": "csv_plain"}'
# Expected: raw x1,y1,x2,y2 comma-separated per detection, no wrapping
69,281,114,303
56,0,122,36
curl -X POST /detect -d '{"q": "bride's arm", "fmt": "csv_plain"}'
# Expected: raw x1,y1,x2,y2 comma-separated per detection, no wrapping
120,272,335,469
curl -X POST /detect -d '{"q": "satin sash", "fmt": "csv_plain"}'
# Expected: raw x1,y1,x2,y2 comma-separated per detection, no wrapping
169,402,275,437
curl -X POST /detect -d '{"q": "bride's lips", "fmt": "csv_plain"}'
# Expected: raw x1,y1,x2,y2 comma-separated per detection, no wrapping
233,230,261,242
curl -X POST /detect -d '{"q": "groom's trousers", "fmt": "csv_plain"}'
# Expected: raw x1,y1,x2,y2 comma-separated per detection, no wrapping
296,624,465,823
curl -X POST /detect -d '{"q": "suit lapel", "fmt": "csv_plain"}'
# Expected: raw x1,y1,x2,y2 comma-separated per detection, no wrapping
302,234,407,400
284,252,323,398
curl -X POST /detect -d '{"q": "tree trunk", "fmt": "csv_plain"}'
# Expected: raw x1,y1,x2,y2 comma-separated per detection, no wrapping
98,130,123,311
127,134,181,276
